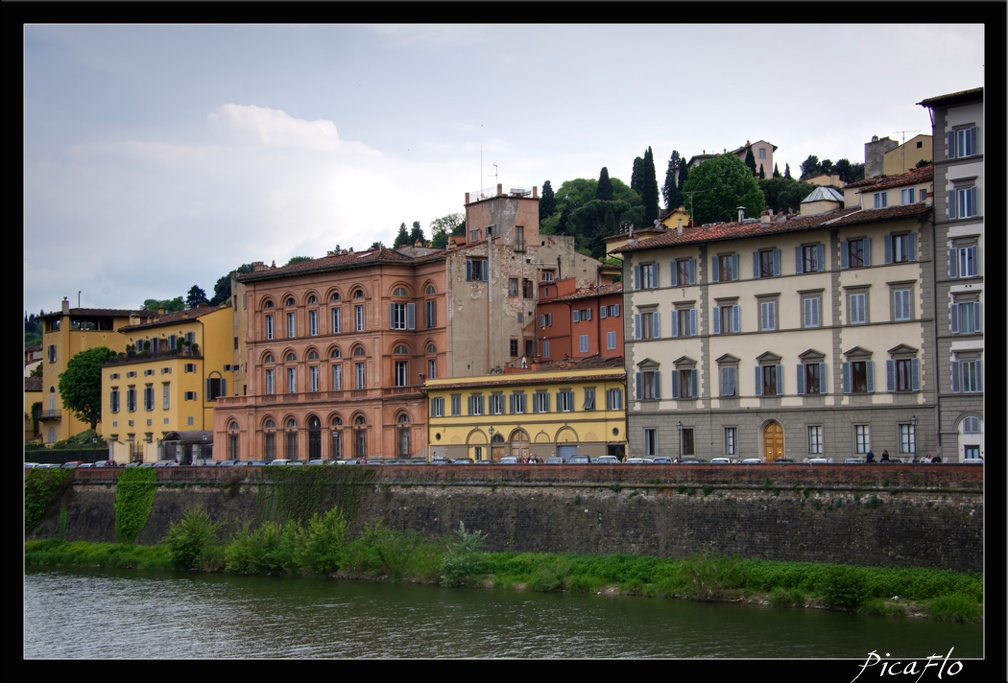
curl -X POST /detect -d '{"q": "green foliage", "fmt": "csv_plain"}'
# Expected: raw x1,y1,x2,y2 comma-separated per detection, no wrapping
284,256,312,266
676,550,747,600
769,586,807,608
596,167,614,201
821,565,869,610
58,346,117,429
662,150,684,211
114,467,157,544
408,221,425,246
24,468,74,533
225,520,301,575
25,539,174,571
293,508,350,575
260,465,377,526
165,507,223,571
539,180,556,221
393,222,410,247
758,176,816,216
682,154,766,225
186,285,209,309
927,594,982,623
439,522,489,588
141,297,185,312
52,428,105,450
344,521,443,582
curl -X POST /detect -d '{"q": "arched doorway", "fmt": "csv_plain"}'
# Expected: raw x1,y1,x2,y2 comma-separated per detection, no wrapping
763,421,784,461
307,416,322,460
509,429,530,461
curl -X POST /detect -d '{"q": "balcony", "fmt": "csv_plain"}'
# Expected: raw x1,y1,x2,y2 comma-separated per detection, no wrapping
36,408,62,421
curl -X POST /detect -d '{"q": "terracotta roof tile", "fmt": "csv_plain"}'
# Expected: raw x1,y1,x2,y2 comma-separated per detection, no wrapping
117,303,227,332
845,164,933,190
237,246,446,283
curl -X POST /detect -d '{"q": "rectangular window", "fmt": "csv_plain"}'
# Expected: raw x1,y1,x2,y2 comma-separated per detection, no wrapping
309,366,320,392
355,304,365,332
886,358,919,392
508,278,519,297
539,313,553,327
842,238,870,269
808,426,824,455
265,369,275,395
427,358,436,379
671,368,697,400
719,366,737,397
556,389,574,412
184,391,197,401
854,425,871,454
309,310,318,336
390,302,415,330
951,185,978,219
797,362,827,395
533,391,550,413
892,288,912,321
541,270,555,282
900,422,916,456
672,308,696,338
489,393,505,415
635,310,660,340
842,360,874,394
430,397,444,417
510,339,519,357
873,191,888,209
287,367,297,394
949,245,978,278
637,370,660,400
355,362,366,389
206,377,225,401
724,427,737,456
605,388,623,411
126,387,136,412
162,384,170,410
802,294,821,328
674,258,695,286
184,363,197,373
265,315,274,340
885,233,916,263
47,344,57,363
287,312,296,338
953,359,982,393
331,364,342,391
636,262,658,290
644,429,657,458
951,300,981,334
110,388,120,413
509,392,527,414
948,125,978,158
755,248,780,278
523,279,534,298
143,385,154,411
583,387,596,411
759,300,777,331
394,360,408,387
900,188,916,205
331,307,342,334
579,335,589,353
425,300,436,328
713,253,738,282
451,394,461,416
756,365,782,396
606,331,616,350
468,394,485,416
466,259,489,281
848,291,867,325
797,244,825,274
542,340,551,359
713,303,740,335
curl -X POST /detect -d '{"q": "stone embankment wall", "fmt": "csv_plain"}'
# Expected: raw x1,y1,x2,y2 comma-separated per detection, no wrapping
30,464,984,573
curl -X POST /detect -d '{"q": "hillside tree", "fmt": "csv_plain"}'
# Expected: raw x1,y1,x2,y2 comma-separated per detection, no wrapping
393,222,410,248
662,151,684,211
186,286,209,309
59,346,117,430
539,180,557,221
639,147,660,226
596,167,614,201
409,221,425,246
681,154,766,225
141,297,185,313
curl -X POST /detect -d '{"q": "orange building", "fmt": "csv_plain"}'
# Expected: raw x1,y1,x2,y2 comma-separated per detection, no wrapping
536,278,624,362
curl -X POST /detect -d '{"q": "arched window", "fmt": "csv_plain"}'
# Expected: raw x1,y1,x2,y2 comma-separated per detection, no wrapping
331,348,342,359
426,284,436,296
264,300,274,309
354,415,367,459
394,344,409,355
286,352,297,363
264,419,276,461
308,416,322,460
264,354,274,364
286,418,298,459
331,416,343,459
308,350,319,361
353,289,364,299
330,292,341,302
228,421,240,459
397,413,411,458
286,297,296,307
426,343,436,354
307,295,318,305
393,287,408,297
354,346,366,357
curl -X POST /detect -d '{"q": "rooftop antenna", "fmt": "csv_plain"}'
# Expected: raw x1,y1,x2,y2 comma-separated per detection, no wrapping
493,163,498,190
683,189,705,227
893,130,920,173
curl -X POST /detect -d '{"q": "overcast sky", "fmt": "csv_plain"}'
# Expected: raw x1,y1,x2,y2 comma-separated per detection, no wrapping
23,23,987,317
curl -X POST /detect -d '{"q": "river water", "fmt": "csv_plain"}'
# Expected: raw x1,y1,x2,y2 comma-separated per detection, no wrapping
24,567,985,669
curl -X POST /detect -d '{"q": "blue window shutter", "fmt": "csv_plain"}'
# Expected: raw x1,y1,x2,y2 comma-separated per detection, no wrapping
509,394,514,413
947,131,956,158
690,369,697,398
653,311,661,339
753,251,760,278
841,241,849,269
911,359,920,391
967,127,977,154
842,362,850,393
670,370,679,399
863,238,872,266
614,304,619,316
388,302,395,329
671,311,678,338
866,361,874,392
948,249,958,277
634,313,641,340
950,304,959,334
688,258,696,284
884,235,893,264
775,365,783,396
633,264,640,290
654,372,661,399
886,360,895,392
653,263,660,287
795,246,803,274
754,367,763,396
819,363,828,394
689,309,696,336
772,249,781,276
573,309,580,323
976,361,983,391
407,303,415,330
600,306,607,319
732,305,740,333
968,187,978,216
635,373,642,400
713,307,721,335
974,302,981,331
951,362,959,392
908,233,916,261
465,260,472,280
731,254,738,280
711,256,720,282
796,365,805,394
816,244,825,272
967,246,977,274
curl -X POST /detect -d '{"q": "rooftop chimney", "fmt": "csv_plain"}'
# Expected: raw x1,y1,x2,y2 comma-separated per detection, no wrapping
737,206,745,222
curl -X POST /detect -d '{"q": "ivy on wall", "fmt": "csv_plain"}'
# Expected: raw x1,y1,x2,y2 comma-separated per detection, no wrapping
114,467,157,544
24,469,73,534
254,467,378,526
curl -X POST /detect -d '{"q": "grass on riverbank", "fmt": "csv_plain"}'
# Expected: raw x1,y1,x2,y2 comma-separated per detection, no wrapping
24,509,983,625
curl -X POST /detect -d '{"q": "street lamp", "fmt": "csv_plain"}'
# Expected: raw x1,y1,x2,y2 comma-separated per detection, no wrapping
488,426,494,463
676,421,683,461
910,415,918,461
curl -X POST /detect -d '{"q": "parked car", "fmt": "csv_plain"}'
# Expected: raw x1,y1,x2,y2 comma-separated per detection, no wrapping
844,457,866,464
594,455,620,464
267,459,292,466
429,458,450,465
77,462,94,468
450,458,474,464
216,460,237,467
679,457,705,464
773,458,796,464
651,457,673,464
741,458,763,464
152,460,177,467
806,457,830,464
543,457,565,464
307,459,326,466
24,462,39,469
245,460,268,466
497,456,519,464
568,455,591,464
61,461,84,469
625,457,653,464
710,457,733,464
36,463,62,469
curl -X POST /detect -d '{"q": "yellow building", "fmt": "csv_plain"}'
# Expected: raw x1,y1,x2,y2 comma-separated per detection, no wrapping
101,303,234,463
25,375,43,444
38,298,156,445
425,357,627,462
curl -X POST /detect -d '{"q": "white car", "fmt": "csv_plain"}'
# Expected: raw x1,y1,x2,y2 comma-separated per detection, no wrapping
625,457,653,464
710,457,733,464
741,458,763,464
594,455,620,464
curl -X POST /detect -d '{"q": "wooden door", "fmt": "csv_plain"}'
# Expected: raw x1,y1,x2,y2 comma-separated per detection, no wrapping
763,422,785,461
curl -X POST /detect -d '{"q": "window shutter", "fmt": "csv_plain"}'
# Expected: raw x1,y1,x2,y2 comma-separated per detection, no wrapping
653,311,661,339
634,314,641,340
585,309,591,321
730,254,738,280
796,365,805,394
654,372,661,400
884,235,893,264
573,309,580,323
753,251,760,277
671,370,679,399
633,264,640,290
653,262,660,287
713,307,721,335
951,362,959,392
974,302,981,331
950,303,959,334
687,258,696,285
842,362,850,393
671,311,678,338
465,260,472,280
908,233,916,261
689,309,696,336
976,360,983,391
775,365,783,396
407,303,415,330
911,359,920,391
600,306,607,319
866,361,874,392
841,241,849,269
690,369,697,398
754,367,763,396
886,359,895,392
863,238,872,266
795,246,803,273
731,305,740,333
635,373,642,400
967,187,978,216
772,248,781,276
613,304,619,316
816,244,825,272
948,249,958,277
947,131,955,158
819,363,828,394
967,127,977,155
711,256,720,282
